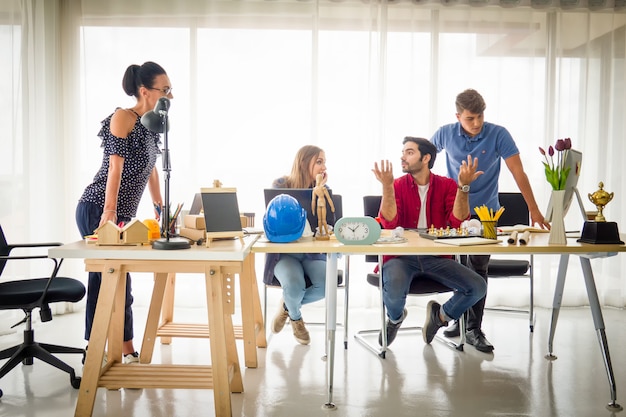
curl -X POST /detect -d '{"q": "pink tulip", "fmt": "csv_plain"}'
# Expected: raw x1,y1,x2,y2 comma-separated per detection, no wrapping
542,138,573,190
555,139,565,151
564,138,572,149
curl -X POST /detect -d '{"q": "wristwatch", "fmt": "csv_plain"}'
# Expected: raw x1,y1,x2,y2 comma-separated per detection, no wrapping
458,184,470,193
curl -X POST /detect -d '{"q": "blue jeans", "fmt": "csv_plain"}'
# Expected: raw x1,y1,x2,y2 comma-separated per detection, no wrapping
76,201,134,342
460,254,490,330
381,255,486,323
273,253,326,321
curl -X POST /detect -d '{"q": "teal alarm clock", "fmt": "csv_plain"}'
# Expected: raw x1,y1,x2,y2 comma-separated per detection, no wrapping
334,216,381,245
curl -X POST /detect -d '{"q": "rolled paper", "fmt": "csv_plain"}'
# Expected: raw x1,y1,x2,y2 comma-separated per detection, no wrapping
507,230,518,244
519,231,531,245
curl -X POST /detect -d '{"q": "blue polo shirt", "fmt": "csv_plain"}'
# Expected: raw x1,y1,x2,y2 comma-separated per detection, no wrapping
431,121,519,210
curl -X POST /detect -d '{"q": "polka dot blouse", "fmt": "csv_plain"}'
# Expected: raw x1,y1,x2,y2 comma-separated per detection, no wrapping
79,109,162,219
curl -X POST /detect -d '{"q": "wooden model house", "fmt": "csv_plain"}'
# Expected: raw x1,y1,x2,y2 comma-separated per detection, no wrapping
96,219,150,245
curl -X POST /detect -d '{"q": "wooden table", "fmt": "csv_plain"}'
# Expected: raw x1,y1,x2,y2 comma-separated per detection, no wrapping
252,230,626,412
50,236,260,417
155,246,266,368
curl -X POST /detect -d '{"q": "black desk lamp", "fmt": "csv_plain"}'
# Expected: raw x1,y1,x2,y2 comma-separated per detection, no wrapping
141,97,190,250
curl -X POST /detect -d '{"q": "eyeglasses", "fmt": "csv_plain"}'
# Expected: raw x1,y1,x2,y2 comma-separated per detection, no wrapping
148,86,173,95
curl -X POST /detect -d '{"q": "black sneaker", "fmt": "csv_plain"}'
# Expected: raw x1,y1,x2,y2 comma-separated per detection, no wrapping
466,328,494,353
378,308,408,346
423,301,447,344
443,320,460,337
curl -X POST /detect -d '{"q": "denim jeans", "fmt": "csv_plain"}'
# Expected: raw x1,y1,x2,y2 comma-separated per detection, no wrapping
273,253,326,321
76,201,134,342
460,254,490,330
381,255,487,323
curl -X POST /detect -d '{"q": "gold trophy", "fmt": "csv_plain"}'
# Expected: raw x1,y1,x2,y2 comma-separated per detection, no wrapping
588,182,613,222
578,182,623,244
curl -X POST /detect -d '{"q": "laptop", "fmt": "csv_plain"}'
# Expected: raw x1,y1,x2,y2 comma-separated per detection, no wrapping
189,193,203,215
264,188,337,231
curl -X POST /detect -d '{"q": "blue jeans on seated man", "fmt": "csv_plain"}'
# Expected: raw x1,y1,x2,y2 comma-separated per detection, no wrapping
274,253,326,321
382,255,487,324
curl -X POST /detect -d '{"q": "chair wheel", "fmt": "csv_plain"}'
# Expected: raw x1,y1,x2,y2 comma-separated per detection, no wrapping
0,388,3,398
71,376,81,389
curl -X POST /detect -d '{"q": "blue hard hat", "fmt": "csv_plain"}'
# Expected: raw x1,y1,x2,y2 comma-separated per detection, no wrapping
263,194,307,243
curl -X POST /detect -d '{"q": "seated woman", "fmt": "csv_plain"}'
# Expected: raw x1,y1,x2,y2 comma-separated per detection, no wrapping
263,145,330,345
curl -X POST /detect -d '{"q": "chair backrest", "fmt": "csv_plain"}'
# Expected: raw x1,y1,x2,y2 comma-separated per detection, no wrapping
498,192,530,226
363,196,382,263
332,194,343,221
490,193,531,277
363,195,382,219
0,224,9,276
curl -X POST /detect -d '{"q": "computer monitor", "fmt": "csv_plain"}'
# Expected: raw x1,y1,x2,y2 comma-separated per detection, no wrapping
545,149,583,222
264,188,336,231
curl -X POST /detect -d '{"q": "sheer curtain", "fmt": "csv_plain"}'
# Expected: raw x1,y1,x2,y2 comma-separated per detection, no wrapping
3,0,625,317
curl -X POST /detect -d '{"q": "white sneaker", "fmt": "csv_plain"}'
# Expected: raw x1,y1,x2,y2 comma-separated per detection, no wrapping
82,346,108,367
123,352,139,364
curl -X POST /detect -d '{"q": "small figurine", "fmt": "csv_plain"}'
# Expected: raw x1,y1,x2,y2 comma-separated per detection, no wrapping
311,173,335,240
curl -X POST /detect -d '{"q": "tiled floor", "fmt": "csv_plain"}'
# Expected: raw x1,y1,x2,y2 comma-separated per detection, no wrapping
1,304,626,417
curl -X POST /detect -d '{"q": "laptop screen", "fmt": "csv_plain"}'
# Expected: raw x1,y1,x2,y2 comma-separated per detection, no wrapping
189,193,203,215
264,188,337,230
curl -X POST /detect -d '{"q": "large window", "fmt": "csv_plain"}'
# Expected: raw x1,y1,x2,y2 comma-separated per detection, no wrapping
76,8,571,222
0,17,22,215
7,1,624,309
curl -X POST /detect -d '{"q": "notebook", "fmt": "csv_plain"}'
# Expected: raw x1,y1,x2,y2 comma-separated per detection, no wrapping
263,188,336,231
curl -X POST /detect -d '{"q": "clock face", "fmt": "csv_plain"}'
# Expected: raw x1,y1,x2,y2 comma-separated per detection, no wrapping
337,222,371,241
334,217,381,245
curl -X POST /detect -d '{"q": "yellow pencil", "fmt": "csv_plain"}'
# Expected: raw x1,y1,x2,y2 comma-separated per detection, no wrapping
494,206,505,221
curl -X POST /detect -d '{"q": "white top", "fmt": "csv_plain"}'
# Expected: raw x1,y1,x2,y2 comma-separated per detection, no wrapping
417,184,429,229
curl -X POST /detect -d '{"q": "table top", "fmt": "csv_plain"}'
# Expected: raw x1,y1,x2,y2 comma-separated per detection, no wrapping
251,230,626,256
49,230,626,260
49,235,258,262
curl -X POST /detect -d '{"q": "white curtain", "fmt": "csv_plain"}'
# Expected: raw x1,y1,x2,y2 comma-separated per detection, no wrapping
2,0,625,317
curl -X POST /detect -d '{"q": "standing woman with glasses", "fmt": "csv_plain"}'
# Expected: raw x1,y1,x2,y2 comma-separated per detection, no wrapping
75,61,173,363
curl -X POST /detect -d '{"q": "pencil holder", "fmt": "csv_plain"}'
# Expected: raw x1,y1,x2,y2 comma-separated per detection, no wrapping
169,215,181,236
481,220,497,240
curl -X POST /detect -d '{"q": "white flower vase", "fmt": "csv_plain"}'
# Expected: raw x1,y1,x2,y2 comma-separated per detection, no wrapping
548,189,567,245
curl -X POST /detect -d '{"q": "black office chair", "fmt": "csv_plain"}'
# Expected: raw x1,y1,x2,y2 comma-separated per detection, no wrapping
0,224,86,398
354,196,465,358
263,194,350,347
487,192,536,331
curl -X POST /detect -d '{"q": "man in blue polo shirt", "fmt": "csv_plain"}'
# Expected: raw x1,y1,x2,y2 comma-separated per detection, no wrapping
431,89,549,353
